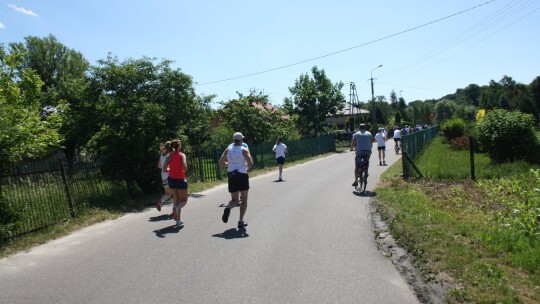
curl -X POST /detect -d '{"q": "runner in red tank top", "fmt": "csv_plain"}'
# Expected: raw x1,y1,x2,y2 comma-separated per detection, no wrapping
162,139,188,226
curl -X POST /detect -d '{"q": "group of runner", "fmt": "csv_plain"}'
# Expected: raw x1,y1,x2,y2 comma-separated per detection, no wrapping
156,132,287,228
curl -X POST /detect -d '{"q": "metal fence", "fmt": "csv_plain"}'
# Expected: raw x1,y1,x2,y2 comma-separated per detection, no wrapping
401,126,439,178
1,135,335,238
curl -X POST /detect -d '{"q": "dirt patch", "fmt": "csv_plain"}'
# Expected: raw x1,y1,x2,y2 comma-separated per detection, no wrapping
369,199,453,304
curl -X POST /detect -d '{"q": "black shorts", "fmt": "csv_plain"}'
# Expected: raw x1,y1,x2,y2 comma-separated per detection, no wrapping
276,156,285,165
394,138,401,142
355,151,371,168
168,177,188,189
377,146,385,151
227,170,250,193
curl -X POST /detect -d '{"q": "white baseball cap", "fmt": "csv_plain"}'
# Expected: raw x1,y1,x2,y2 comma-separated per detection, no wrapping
232,132,244,140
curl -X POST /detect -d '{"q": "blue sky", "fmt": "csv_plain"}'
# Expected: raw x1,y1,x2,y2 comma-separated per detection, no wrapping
1,0,539,107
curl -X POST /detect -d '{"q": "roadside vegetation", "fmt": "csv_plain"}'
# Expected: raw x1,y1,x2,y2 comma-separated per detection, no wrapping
375,133,540,303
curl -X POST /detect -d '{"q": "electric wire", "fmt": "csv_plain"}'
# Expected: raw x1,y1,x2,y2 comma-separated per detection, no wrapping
196,0,497,86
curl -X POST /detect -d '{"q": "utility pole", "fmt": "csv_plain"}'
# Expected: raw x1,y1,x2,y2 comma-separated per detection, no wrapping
370,64,382,130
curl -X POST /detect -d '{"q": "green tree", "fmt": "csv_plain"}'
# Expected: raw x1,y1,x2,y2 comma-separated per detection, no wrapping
219,92,297,145
530,76,540,120
13,35,91,159
86,54,206,192
0,44,63,239
284,66,345,136
435,99,457,122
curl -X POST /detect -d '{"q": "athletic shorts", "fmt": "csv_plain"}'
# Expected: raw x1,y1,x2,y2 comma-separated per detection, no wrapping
227,170,250,193
168,177,188,189
394,138,401,142
276,156,285,165
355,150,371,168
377,146,385,151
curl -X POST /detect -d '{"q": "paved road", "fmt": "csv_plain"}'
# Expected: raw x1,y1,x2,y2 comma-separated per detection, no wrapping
0,140,418,304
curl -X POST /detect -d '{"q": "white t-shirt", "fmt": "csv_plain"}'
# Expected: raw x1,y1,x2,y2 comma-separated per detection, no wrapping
159,154,169,180
374,132,386,147
393,129,402,139
273,143,287,158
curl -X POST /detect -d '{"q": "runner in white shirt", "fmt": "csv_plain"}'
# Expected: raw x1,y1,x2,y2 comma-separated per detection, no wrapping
272,138,288,181
374,128,387,166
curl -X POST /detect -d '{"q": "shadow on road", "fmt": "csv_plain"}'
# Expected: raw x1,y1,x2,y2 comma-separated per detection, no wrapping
352,190,376,197
148,214,172,222
153,225,183,238
273,179,285,183
212,228,249,239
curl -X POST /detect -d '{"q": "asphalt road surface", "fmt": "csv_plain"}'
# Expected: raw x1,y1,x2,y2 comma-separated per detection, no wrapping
0,140,419,304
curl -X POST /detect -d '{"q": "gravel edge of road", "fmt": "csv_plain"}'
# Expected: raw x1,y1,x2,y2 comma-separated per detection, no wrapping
368,198,451,304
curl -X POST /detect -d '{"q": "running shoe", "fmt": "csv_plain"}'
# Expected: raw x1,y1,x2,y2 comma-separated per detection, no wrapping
172,206,179,221
352,180,358,187
222,207,231,223
156,199,162,211
238,221,248,229
176,219,184,226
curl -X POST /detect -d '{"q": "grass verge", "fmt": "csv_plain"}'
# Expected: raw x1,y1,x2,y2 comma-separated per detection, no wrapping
375,143,540,303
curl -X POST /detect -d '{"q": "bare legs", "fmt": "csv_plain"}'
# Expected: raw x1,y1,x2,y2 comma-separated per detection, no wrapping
227,190,248,222
171,188,188,220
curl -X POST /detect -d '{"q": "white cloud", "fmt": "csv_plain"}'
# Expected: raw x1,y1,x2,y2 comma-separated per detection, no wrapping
8,4,38,17
0,21,5,29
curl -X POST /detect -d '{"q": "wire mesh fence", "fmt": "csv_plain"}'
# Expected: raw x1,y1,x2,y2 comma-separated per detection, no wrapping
401,126,440,178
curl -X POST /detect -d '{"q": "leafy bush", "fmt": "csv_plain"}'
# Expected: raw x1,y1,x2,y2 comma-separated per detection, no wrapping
440,118,466,142
476,109,539,163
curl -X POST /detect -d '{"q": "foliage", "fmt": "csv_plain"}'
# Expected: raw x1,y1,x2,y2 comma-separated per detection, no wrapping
476,109,539,163
85,54,208,192
478,169,540,240
0,43,64,240
218,92,297,145
284,66,345,136
12,35,91,158
376,176,540,303
440,117,466,141
434,99,457,122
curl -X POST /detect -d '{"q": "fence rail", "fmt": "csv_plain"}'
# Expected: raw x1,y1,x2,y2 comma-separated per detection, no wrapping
1,135,335,239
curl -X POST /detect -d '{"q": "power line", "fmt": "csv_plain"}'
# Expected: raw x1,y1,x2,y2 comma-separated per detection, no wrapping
197,0,497,86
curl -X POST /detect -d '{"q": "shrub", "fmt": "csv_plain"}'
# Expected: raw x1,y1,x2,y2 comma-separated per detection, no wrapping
476,109,539,163
440,118,466,142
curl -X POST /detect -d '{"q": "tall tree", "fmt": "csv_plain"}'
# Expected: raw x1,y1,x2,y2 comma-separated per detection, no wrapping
284,66,345,136
12,35,90,158
86,54,206,192
219,92,297,145
0,44,63,239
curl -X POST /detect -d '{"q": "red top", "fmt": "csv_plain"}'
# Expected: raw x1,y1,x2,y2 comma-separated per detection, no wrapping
168,151,186,179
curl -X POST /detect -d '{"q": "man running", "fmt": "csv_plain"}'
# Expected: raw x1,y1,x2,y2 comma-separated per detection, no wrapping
351,123,373,187
219,132,254,229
